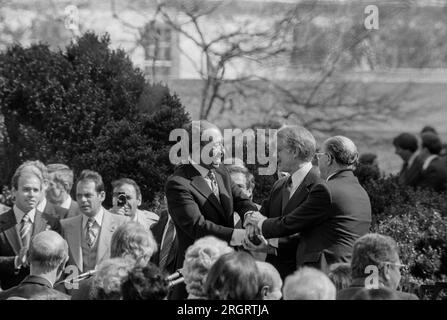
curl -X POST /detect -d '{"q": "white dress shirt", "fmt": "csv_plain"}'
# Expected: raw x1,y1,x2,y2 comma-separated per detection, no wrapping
60,196,73,210
82,207,104,235
289,162,313,198
36,197,47,213
422,154,438,171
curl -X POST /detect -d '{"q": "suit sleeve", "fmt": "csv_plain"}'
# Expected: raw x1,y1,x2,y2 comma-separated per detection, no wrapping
0,255,15,275
262,183,332,238
166,178,234,242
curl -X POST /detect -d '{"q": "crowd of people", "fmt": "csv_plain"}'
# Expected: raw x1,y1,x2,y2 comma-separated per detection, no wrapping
0,120,445,300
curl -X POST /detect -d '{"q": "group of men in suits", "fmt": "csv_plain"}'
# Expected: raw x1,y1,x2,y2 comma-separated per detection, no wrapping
165,120,372,298
393,129,447,192
0,159,175,296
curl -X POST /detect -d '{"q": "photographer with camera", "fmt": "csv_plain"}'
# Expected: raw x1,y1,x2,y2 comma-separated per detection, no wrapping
110,178,159,231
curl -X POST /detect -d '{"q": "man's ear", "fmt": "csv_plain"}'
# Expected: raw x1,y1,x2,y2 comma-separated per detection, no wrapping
99,191,106,202
137,197,142,207
381,265,391,283
261,286,270,299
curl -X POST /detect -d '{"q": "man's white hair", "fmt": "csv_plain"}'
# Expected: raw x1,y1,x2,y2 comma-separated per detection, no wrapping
283,267,336,300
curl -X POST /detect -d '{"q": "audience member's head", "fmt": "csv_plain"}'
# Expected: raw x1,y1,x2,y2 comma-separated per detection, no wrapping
393,133,419,162
328,263,352,292
90,258,135,300
182,236,233,299
421,132,442,155
359,153,378,167
256,261,283,300
110,222,157,265
319,136,359,179
28,231,69,282
351,233,403,290
121,262,169,300
420,125,438,136
111,178,142,219
46,163,74,206
204,251,262,300
11,161,47,213
226,165,255,200
76,170,105,217
276,125,316,174
283,267,336,300
351,287,400,300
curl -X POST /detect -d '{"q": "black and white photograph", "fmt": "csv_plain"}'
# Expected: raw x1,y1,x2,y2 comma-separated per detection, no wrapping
0,0,447,305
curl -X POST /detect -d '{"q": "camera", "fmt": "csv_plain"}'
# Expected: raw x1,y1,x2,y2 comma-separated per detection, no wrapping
117,193,127,207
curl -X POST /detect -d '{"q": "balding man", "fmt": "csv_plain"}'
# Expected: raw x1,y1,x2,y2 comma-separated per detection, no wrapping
246,136,371,273
0,231,70,300
283,267,336,300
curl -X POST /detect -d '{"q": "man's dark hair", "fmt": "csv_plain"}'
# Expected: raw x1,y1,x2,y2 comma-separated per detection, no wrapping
421,132,442,155
112,178,142,200
77,169,104,193
392,133,418,153
121,263,169,300
421,125,438,136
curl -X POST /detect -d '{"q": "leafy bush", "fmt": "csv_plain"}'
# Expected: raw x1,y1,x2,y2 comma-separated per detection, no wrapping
363,175,447,289
0,32,190,207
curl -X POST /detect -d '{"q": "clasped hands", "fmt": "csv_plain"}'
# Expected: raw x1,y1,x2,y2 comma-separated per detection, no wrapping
241,211,270,253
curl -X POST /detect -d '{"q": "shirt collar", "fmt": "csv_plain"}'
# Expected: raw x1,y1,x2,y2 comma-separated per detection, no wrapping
192,163,210,178
13,205,36,223
82,207,104,229
36,197,47,213
422,154,438,171
290,162,312,188
60,196,72,210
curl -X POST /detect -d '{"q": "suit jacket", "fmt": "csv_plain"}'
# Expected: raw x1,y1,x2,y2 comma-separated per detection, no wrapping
337,279,419,300
165,164,258,271
0,275,70,300
60,209,129,273
41,201,66,229
66,200,80,219
150,209,178,275
262,169,372,273
260,167,321,278
415,157,447,192
399,155,424,187
0,209,57,289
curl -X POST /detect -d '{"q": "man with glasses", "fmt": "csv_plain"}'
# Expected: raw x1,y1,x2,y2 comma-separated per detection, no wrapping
337,233,418,300
245,135,371,273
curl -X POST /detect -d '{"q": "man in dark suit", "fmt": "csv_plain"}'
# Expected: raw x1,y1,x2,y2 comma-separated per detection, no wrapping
414,132,447,192
393,132,423,187
0,230,70,300
0,163,59,290
337,233,418,300
166,120,258,298
243,125,321,279
245,136,371,273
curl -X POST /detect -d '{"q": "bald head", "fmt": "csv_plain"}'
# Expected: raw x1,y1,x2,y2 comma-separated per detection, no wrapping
324,136,358,167
29,231,68,273
283,267,336,300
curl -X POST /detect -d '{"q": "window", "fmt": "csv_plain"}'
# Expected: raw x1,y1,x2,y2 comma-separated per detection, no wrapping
141,23,173,79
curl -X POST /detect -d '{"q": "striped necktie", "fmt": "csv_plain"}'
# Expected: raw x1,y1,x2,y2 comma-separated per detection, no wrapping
207,169,220,199
86,217,97,247
20,214,32,247
159,219,175,270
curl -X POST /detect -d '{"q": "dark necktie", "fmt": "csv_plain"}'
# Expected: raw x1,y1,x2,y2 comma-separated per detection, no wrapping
20,214,32,248
281,176,293,213
159,219,175,270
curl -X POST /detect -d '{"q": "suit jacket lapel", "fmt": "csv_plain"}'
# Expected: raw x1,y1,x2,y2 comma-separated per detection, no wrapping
96,210,114,265
66,215,83,272
215,171,231,216
4,226,21,256
283,168,318,214
190,175,225,216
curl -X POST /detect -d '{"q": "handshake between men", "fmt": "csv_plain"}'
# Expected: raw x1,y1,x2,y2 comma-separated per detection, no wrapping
237,211,277,255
